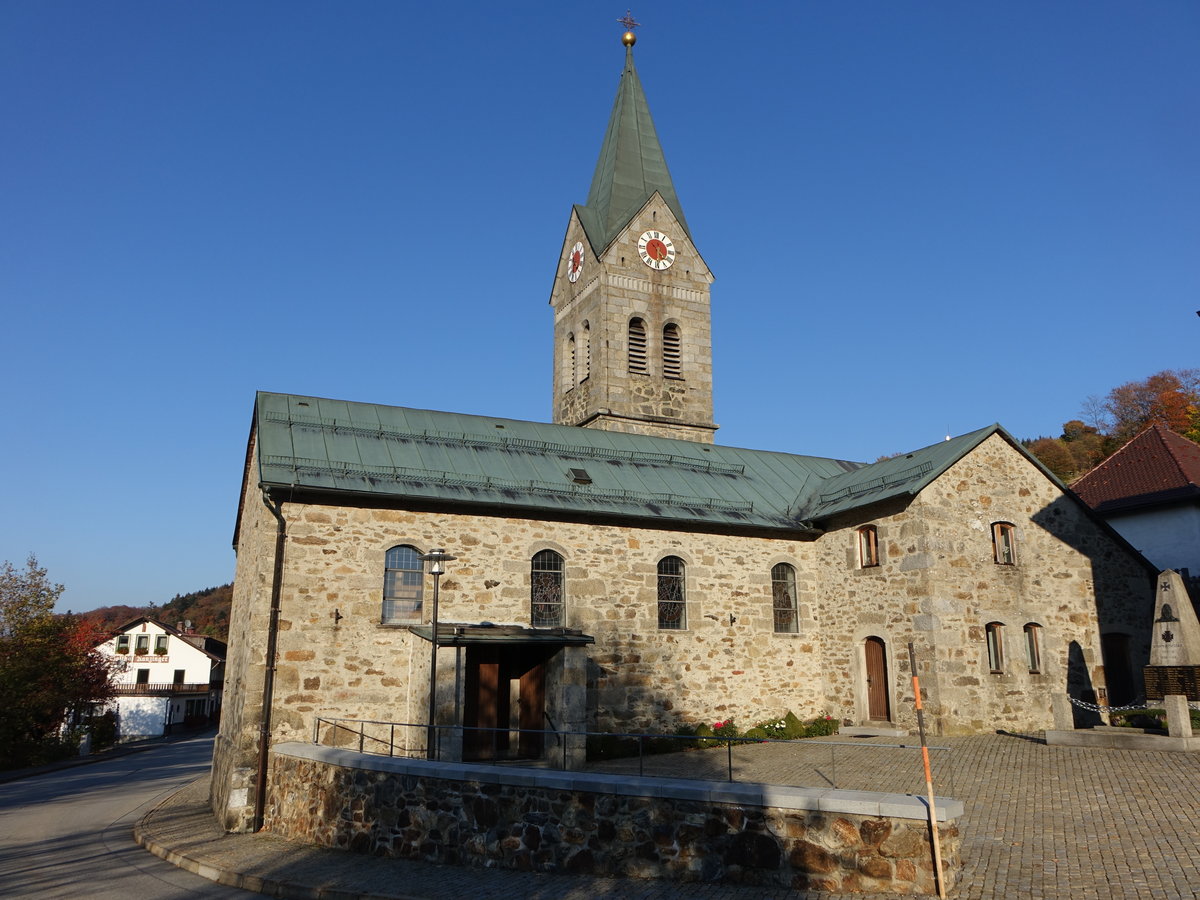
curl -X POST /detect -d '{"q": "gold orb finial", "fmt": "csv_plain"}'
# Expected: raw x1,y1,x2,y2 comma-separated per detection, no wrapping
617,10,639,46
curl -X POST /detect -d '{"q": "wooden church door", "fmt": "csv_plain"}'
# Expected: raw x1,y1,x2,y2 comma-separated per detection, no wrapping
865,637,891,721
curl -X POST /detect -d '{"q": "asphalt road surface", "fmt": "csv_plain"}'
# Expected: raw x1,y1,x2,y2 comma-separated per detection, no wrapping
0,734,250,898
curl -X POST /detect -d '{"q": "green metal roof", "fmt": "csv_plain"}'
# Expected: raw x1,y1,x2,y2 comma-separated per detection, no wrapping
249,394,1025,537
798,425,1008,520
576,44,690,255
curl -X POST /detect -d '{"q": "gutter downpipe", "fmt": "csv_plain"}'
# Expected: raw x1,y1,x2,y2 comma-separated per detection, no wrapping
253,485,287,833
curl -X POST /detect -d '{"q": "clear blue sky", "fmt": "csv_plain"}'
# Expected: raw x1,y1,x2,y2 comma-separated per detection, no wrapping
2,2,1196,612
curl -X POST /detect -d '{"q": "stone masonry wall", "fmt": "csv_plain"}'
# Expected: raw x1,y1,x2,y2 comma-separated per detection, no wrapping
806,435,1154,735
265,747,959,894
551,201,715,442
214,432,1153,828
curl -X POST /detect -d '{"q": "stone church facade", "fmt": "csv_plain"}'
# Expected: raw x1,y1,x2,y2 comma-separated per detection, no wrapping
211,33,1156,832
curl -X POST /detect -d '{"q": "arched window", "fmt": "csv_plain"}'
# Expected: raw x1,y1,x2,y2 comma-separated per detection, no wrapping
1023,623,1042,673
985,622,1005,673
858,525,879,568
580,321,591,382
662,323,681,379
657,556,685,629
992,522,1016,565
628,318,648,374
531,550,565,627
771,563,798,634
383,545,424,623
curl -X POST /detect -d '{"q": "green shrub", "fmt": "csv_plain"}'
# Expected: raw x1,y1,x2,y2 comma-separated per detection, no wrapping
742,726,768,741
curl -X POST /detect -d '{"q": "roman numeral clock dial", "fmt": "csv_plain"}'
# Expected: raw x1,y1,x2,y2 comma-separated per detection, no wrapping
637,230,676,270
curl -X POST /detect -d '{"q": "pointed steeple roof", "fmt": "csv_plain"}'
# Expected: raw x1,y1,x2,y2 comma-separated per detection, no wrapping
575,39,690,254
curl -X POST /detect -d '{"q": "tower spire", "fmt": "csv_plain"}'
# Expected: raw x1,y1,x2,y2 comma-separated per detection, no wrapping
575,22,690,256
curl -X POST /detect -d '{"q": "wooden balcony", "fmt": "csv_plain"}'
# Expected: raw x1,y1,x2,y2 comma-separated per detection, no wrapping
113,682,216,697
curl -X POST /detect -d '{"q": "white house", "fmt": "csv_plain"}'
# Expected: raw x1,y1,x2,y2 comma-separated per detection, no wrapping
95,617,225,741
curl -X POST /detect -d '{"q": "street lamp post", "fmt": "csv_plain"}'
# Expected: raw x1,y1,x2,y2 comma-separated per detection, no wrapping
419,548,456,760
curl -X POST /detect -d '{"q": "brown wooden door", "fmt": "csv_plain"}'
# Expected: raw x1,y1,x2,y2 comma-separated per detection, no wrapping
463,646,508,760
865,637,891,721
517,657,546,758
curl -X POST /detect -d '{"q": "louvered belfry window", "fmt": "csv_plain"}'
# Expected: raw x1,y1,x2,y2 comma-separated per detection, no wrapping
628,318,648,373
581,321,591,381
663,323,681,379
531,550,565,627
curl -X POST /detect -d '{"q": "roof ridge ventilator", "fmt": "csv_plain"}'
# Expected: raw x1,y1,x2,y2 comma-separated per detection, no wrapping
261,455,754,514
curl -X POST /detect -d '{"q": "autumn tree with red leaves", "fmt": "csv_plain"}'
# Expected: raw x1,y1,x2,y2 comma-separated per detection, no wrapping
1025,370,1200,482
0,556,118,769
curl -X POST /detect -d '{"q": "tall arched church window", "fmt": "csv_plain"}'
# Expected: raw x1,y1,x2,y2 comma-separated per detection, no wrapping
565,333,576,390
581,321,591,382
662,323,682,379
771,563,798,634
531,550,565,627
628,318,648,374
383,545,424,624
657,556,686,629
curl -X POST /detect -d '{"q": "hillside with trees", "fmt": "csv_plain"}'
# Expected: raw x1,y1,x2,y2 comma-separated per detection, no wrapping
1025,369,1200,483
80,583,233,641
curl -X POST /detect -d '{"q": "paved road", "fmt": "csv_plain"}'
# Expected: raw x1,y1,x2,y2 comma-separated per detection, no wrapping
0,735,248,898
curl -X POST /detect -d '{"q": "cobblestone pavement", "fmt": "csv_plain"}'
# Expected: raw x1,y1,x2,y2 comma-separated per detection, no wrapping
138,733,1200,899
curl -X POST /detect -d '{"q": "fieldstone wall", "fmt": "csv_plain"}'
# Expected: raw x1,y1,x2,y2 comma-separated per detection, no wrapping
213,431,1153,829
265,744,960,894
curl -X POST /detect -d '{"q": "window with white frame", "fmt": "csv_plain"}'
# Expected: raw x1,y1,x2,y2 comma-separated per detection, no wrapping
383,545,424,623
657,556,686,629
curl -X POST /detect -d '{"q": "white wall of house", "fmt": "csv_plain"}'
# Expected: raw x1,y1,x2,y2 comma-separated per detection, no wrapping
1105,504,1200,577
95,620,220,740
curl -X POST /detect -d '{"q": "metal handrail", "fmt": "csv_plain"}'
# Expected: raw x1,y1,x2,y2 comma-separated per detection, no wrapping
311,716,951,789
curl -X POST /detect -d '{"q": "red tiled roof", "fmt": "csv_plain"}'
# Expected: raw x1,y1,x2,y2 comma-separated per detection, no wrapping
1072,425,1200,513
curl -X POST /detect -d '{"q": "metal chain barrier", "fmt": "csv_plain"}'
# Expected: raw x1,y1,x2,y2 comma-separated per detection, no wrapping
1067,696,1200,713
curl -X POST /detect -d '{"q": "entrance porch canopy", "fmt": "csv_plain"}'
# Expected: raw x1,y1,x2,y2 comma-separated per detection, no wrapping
409,623,595,647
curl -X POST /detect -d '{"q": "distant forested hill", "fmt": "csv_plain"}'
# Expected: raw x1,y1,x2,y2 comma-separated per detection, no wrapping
80,583,233,641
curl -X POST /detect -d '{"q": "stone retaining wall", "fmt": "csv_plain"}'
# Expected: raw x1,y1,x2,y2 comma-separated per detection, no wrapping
264,743,960,894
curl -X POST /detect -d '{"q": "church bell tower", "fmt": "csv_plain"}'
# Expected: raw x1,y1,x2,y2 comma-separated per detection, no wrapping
549,24,716,444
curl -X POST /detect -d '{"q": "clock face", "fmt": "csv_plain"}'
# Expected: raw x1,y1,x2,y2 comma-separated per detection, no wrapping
637,230,676,270
567,241,584,283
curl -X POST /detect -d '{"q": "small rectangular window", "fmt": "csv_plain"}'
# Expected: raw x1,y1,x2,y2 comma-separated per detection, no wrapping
173,669,186,685
116,635,130,653
155,635,169,654
657,557,686,630
136,668,150,685
993,523,1017,565
135,634,149,654
1024,624,1041,674
858,526,879,568
986,623,1005,673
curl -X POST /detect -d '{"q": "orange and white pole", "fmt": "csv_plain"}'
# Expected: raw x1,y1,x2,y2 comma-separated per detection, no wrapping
908,642,946,899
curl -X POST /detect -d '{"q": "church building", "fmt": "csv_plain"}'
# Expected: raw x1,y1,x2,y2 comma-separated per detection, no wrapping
212,29,1156,832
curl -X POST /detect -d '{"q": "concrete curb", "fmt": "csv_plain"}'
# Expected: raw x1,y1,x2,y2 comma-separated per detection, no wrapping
133,777,425,900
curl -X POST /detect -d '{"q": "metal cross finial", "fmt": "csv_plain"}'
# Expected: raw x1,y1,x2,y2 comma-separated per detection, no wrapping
617,10,640,31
